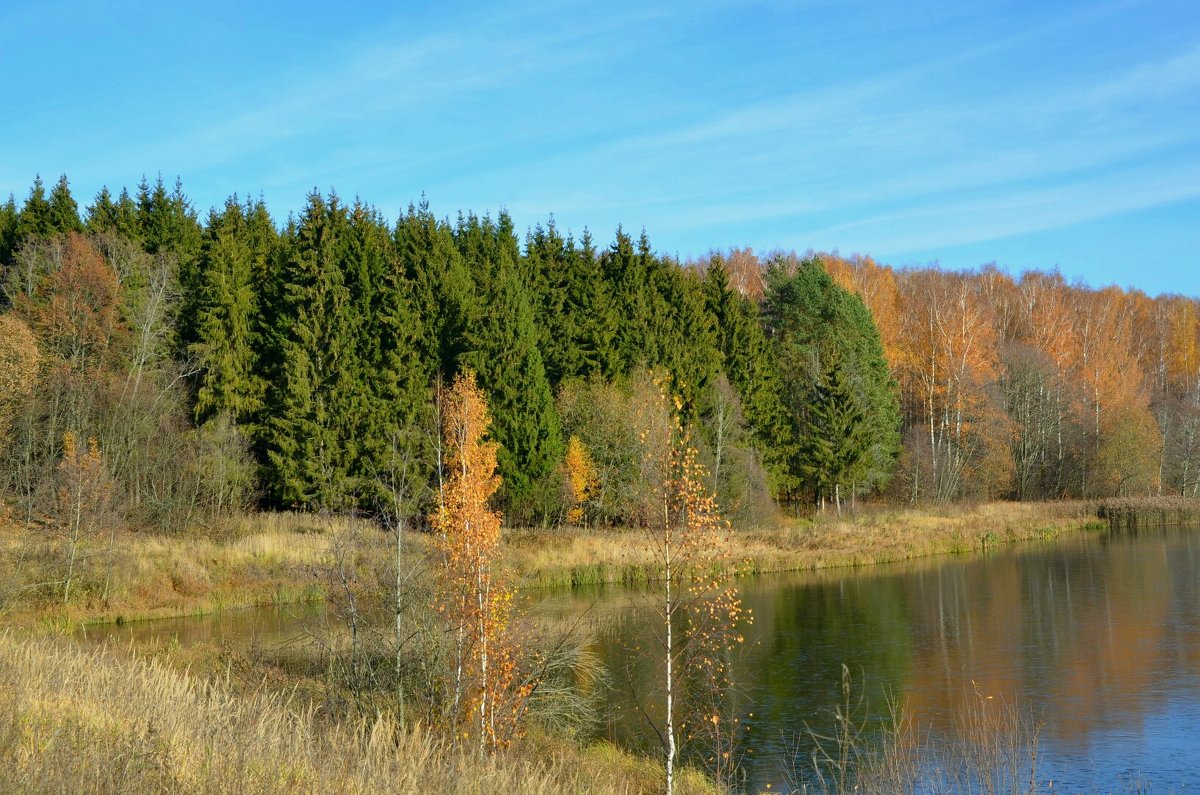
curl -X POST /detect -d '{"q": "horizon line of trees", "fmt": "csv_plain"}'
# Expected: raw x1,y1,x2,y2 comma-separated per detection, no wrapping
1,173,1197,534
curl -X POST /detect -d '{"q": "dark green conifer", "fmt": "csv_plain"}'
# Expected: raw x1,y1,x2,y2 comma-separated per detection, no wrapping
85,186,142,242
603,227,652,374
453,210,522,297
261,192,359,508
395,199,477,378
0,195,17,272
703,256,792,491
191,197,272,425
651,261,719,419
47,174,83,234
530,224,619,384
86,187,119,234
801,347,870,511
15,176,52,239
572,229,621,379
763,257,900,503
344,200,430,506
463,260,564,523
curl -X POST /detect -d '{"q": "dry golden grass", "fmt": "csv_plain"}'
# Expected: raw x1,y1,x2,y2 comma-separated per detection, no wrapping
1,499,1171,626
507,501,1105,588
0,632,709,795
0,513,357,626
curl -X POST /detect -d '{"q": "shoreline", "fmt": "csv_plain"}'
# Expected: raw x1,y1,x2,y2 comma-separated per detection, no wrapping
4,497,1198,629
507,500,1107,590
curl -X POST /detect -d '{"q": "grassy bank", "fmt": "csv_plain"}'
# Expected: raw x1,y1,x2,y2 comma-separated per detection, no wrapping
4,497,1199,627
507,500,1109,589
0,632,710,795
0,513,336,627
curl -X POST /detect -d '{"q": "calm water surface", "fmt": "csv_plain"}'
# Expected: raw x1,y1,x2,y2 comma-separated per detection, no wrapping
83,527,1200,791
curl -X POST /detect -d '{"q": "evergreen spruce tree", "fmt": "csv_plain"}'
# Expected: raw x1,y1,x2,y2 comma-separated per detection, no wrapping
113,187,143,241
651,261,719,419
559,228,620,382
463,260,564,522
801,348,870,512
571,229,621,379
47,174,83,234
15,176,52,240
190,197,272,425
703,257,792,492
763,257,900,504
601,229,721,416
395,199,477,378
637,230,672,364
85,187,119,234
345,200,430,507
0,195,17,273
136,176,200,256
453,211,520,297
603,227,653,374
839,291,902,496
524,219,620,385
84,186,143,242
261,192,359,508
254,211,295,402
525,220,570,382
243,197,279,295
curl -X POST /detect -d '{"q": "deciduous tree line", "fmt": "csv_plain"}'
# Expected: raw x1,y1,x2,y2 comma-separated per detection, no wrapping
810,253,1200,500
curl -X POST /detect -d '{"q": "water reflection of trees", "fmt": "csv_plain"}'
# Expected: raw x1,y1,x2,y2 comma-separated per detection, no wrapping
78,530,1200,790
547,530,1200,788
901,531,1199,749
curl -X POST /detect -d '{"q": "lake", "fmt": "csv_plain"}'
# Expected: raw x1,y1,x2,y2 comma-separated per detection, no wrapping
82,526,1200,792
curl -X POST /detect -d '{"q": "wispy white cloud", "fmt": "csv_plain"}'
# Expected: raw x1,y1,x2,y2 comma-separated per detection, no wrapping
89,4,636,192
795,161,1200,256
484,20,1199,253
2,0,1194,294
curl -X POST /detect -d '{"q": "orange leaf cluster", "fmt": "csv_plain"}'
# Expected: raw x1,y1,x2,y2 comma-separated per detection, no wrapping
430,369,529,750
18,233,123,373
57,432,113,519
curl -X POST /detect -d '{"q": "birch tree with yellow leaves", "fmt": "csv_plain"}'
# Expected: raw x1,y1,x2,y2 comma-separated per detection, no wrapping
431,369,531,752
638,379,749,794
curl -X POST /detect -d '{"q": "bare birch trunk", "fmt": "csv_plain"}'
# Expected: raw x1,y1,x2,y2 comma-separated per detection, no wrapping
664,512,675,795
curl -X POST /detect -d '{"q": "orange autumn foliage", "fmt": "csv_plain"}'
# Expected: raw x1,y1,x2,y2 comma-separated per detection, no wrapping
430,369,532,751
0,314,40,437
18,232,122,372
894,269,1010,499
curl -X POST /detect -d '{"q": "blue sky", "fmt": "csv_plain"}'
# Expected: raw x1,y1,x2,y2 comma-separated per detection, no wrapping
2,0,1197,296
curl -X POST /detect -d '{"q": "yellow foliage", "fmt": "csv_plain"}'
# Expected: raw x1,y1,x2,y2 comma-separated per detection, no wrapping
430,369,530,751
0,313,40,438
564,435,598,525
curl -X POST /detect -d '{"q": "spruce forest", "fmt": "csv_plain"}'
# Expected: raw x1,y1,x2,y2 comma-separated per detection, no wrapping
2,174,1199,533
